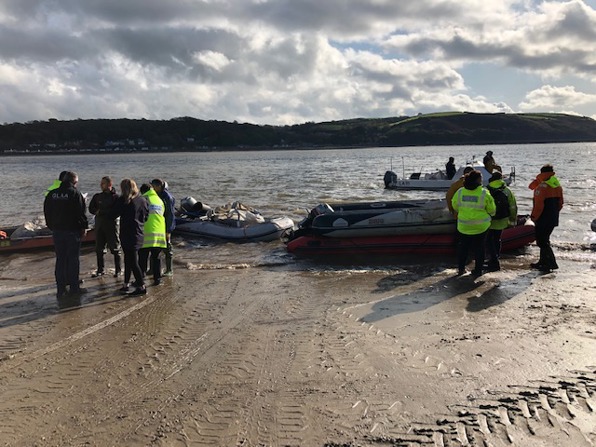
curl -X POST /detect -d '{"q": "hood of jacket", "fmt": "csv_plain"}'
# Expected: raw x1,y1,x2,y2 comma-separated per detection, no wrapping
488,179,506,189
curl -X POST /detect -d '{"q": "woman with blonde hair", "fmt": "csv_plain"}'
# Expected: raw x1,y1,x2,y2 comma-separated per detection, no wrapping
111,179,148,295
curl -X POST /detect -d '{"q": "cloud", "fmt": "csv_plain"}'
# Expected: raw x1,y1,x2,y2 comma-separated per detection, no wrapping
0,0,593,124
520,84,596,111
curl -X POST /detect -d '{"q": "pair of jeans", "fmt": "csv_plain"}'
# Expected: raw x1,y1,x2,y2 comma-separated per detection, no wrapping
52,230,81,294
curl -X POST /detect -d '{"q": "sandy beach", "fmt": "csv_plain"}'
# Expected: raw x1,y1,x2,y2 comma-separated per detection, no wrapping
0,246,595,446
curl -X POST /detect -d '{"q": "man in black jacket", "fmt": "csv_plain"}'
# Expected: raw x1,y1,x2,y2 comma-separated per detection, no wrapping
89,176,122,278
43,171,89,305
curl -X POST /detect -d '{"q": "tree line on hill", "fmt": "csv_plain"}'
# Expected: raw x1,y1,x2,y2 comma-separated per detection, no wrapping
1,112,596,154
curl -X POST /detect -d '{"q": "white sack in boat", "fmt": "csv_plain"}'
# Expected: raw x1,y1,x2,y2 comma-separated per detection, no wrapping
209,202,265,226
11,216,52,239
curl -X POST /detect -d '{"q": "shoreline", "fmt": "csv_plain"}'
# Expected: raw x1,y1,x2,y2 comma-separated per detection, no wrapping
0,248,594,445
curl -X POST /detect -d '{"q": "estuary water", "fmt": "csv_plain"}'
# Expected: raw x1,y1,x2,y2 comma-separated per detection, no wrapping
2,142,596,269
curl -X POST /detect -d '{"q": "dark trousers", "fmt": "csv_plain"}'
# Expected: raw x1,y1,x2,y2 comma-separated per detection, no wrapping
123,247,144,287
486,229,503,267
139,247,162,282
53,230,81,294
163,240,173,272
535,222,558,268
457,230,487,274
95,219,121,273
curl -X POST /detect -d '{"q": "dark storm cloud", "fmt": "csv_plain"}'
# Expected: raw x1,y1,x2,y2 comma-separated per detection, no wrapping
93,26,244,71
0,23,95,62
245,0,462,35
0,0,216,25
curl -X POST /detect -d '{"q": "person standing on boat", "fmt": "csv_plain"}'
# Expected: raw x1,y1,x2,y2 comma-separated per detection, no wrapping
483,151,497,173
446,166,474,215
486,171,517,272
43,171,89,304
112,179,148,296
528,164,564,272
445,157,456,180
138,183,167,287
451,170,496,277
150,178,175,277
89,176,122,278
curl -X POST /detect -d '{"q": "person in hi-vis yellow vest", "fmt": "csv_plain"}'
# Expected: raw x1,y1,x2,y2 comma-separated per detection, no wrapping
451,170,496,277
139,184,167,286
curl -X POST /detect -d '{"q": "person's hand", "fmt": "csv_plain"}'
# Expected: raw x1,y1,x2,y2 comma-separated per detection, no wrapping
80,229,88,238
166,233,171,243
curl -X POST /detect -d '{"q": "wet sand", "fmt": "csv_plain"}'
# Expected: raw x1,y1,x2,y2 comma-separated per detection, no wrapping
0,247,595,446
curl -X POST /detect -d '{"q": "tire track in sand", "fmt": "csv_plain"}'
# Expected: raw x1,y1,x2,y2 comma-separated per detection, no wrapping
173,273,328,446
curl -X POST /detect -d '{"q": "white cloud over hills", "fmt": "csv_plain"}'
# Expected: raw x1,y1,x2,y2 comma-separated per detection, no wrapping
0,0,595,125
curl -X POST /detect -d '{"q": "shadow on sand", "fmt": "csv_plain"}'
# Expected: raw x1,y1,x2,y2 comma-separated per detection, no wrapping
360,270,538,323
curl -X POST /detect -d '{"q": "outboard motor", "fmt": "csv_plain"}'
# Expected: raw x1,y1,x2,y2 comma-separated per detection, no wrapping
180,196,198,214
289,203,334,241
309,203,334,219
180,196,211,217
384,170,398,188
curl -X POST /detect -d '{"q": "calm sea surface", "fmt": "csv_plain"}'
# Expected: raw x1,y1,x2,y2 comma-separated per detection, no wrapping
2,143,595,269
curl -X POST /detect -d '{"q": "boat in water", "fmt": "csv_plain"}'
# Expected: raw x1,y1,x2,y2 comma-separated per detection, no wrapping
384,159,514,191
592,218,596,233
290,199,455,239
0,220,95,253
286,199,535,257
174,197,294,242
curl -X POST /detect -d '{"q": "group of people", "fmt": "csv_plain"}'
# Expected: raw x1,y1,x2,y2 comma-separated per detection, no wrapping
444,150,501,180
446,161,564,277
43,173,175,308
42,159,565,306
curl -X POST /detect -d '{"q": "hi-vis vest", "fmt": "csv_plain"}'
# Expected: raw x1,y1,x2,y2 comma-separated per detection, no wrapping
44,179,62,196
453,186,496,235
142,189,167,249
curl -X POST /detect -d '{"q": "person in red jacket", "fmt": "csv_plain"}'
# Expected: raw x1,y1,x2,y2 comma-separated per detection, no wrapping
529,164,564,272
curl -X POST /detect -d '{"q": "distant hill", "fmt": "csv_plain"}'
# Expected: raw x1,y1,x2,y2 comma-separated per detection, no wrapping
1,112,596,154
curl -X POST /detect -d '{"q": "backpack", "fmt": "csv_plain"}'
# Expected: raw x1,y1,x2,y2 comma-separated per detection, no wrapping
488,186,510,219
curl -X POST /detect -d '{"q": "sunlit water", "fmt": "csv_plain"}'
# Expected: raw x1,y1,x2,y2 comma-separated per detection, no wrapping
2,142,595,270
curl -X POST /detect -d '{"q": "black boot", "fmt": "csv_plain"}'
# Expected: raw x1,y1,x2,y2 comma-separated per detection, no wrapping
114,252,122,277
93,251,105,277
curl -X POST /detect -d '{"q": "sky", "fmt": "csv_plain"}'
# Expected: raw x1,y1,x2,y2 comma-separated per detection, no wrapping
0,0,595,126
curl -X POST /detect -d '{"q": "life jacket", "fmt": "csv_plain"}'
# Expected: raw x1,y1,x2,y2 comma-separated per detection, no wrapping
44,179,62,196
488,179,517,230
530,174,563,226
142,189,167,249
453,186,496,235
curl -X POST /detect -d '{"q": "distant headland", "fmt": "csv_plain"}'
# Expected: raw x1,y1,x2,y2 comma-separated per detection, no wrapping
1,112,596,155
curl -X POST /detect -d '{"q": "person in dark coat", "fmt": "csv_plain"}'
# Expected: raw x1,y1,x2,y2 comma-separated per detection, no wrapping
88,176,122,278
483,151,497,173
43,171,89,305
445,157,456,180
111,179,148,296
